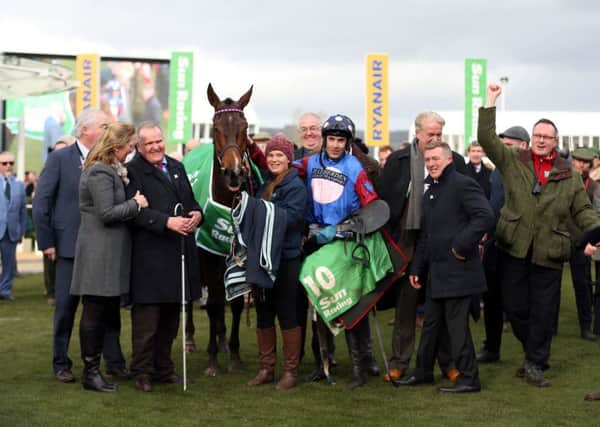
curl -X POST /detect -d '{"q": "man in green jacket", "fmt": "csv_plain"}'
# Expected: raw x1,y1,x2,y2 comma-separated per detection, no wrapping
477,84,600,387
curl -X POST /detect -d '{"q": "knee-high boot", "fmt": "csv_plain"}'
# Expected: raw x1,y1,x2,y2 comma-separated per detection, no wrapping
80,302,116,392
345,329,365,388
276,327,301,390
358,319,380,376
248,327,276,386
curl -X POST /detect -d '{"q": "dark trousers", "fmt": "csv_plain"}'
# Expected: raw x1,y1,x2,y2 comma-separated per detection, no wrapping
256,257,300,330
53,257,125,373
501,251,562,367
481,243,504,354
414,295,479,387
80,296,122,360
389,276,453,374
43,254,56,298
389,276,419,370
130,303,180,381
569,249,599,333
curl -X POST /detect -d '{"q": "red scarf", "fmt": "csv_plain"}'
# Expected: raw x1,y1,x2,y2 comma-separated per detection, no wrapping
532,150,557,185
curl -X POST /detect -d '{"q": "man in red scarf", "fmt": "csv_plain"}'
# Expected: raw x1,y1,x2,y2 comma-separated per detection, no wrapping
478,84,600,388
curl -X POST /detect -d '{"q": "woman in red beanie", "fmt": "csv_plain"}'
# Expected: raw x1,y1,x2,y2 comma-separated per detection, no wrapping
247,133,308,390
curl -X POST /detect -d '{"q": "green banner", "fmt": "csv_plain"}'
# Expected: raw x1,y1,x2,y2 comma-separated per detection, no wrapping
300,233,393,322
464,58,487,148
183,143,233,255
168,51,194,150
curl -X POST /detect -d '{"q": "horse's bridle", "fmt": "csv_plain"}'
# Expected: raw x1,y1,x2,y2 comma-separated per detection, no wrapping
213,107,250,172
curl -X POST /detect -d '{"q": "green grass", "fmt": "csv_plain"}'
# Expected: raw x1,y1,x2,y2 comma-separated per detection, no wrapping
1,269,600,427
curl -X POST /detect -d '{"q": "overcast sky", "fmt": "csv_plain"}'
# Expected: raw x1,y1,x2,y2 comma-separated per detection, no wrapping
2,0,599,129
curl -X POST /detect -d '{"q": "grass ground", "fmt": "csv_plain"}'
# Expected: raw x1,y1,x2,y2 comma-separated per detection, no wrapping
1,269,600,427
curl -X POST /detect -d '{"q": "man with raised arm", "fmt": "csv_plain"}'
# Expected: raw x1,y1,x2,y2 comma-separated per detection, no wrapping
477,84,600,387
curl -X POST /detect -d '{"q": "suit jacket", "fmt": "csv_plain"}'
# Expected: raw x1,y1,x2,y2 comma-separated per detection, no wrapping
71,163,139,297
33,143,83,258
375,141,467,255
126,153,202,304
410,163,494,299
0,176,27,242
465,162,492,199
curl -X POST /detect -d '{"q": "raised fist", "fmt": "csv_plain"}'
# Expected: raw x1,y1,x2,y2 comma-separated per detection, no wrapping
485,84,503,107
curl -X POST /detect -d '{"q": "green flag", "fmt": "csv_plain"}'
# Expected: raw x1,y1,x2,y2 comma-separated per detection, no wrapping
168,51,194,151
464,58,487,148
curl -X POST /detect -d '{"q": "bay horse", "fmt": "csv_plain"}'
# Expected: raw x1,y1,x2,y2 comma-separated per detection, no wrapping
187,83,254,376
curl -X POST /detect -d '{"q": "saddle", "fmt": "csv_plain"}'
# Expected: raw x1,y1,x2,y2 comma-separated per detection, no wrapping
335,200,390,265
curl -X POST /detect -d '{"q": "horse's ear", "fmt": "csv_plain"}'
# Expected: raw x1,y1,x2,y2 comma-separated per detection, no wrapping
237,85,253,109
207,83,221,108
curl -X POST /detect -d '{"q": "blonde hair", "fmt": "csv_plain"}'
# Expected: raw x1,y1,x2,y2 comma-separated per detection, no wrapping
83,122,135,170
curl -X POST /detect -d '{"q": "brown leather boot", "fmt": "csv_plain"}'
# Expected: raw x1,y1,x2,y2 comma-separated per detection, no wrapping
248,327,276,386
276,327,302,390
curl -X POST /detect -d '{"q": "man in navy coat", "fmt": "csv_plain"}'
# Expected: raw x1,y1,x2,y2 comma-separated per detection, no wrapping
400,141,494,393
0,152,27,301
33,109,128,383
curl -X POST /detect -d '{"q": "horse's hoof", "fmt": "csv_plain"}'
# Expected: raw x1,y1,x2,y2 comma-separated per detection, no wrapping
204,368,218,377
185,339,197,353
326,375,336,385
205,357,220,377
205,366,219,377
228,354,245,372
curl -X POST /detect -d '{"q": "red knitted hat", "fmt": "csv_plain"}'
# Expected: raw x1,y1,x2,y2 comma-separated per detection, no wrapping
265,133,294,163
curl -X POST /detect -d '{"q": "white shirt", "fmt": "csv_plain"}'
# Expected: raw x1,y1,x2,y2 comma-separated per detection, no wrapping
76,140,90,164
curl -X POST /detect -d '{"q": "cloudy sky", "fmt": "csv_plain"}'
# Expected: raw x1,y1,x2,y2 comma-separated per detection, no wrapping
2,0,598,129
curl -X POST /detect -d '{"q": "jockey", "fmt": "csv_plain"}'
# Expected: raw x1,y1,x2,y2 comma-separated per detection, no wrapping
296,114,381,388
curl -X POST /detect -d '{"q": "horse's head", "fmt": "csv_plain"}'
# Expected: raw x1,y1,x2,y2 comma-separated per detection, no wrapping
208,83,253,192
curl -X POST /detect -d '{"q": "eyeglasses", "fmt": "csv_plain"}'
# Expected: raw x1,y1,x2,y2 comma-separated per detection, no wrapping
0,162,14,166
300,126,320,133
532,134,556,141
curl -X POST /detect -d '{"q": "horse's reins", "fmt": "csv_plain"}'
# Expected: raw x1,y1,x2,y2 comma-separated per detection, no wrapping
214,106,254,327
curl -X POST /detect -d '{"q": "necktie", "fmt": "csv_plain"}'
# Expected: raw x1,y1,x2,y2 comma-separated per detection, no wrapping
4,177,10,201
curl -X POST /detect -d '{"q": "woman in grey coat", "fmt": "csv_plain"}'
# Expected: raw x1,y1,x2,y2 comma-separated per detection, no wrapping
71,122,148,392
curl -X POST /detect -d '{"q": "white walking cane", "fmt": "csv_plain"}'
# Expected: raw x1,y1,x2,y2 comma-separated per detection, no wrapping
174,203,187,391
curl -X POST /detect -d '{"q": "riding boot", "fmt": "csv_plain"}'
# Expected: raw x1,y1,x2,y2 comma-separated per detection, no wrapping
276,327,302,390
82,355,117,392
358,320,380,377
248,327,276,386
80,301,116,392
345,329,365,388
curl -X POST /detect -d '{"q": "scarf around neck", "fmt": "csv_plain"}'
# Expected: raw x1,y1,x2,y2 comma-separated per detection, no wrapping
406,141,424,230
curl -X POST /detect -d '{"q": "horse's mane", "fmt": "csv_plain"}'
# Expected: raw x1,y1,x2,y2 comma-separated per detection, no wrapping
222,98,235,105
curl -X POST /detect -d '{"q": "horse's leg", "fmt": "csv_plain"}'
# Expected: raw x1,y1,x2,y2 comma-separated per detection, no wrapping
228,295,245,372
215,259,229,355
200,249,225,376
185,301,196,353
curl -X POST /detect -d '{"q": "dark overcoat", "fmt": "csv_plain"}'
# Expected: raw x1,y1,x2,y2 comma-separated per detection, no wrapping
410,163,494,299
375,141,467,258
126,154,202,304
